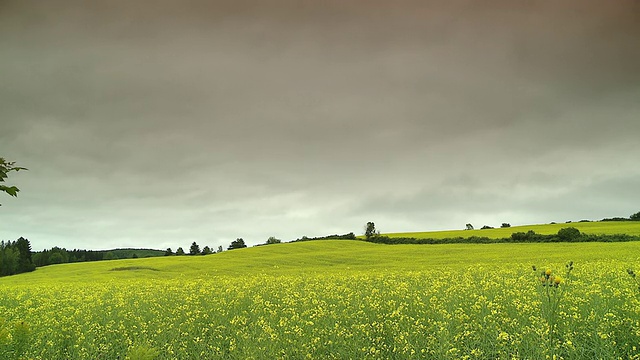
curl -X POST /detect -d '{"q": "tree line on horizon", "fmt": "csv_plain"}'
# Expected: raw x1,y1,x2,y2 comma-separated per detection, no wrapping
0,236,286,277
163,236,286,256
2,156,640,278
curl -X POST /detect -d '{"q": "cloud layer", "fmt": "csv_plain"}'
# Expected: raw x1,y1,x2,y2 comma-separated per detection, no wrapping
1,0,639,250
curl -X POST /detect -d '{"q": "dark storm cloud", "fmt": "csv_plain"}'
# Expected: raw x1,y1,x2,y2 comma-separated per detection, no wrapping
1,0,639,249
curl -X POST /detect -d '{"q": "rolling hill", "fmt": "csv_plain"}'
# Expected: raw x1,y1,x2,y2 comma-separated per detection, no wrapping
3,238,640,286
381,220,640,239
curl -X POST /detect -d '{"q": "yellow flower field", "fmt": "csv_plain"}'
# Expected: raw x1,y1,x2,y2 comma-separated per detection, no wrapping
1,240,640,359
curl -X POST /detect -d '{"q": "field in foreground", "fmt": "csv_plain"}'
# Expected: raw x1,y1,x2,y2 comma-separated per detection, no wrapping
1,240,640,359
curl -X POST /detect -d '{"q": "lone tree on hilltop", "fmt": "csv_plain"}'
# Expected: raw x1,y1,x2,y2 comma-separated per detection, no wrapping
0,157,27,206
365,222,379,239
201,246,212,255
228,238,247,250
189,242,201,255
501,223,511,228
465,223,474,230
176,247,185,256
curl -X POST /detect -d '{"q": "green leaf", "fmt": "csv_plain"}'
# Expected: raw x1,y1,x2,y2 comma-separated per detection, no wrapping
0,185,19,197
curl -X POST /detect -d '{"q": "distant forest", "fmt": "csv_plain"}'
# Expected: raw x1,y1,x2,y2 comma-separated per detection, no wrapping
32,247,165,266
0,240,166,277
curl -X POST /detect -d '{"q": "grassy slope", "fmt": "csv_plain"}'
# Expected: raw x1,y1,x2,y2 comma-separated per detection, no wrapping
383,221,640,239
3,240,640,285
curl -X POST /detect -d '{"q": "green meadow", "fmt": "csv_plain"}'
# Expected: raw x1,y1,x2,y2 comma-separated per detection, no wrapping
2,239,640,284
385,220,640,239
2,226,640,359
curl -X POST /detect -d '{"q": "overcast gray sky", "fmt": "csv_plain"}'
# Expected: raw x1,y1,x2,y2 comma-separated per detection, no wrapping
2,0,639,251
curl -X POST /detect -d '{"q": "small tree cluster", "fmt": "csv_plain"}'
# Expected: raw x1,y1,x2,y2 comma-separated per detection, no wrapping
292,233,356,242
167,242,215,256
265,236,282,245
228,238,247,250
557,227,581,242
365,222,379,239
0,237,36,277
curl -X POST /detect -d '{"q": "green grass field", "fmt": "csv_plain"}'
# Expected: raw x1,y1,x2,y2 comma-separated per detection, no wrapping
3,239,640,283
2,239,640,359
383,220,640,239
